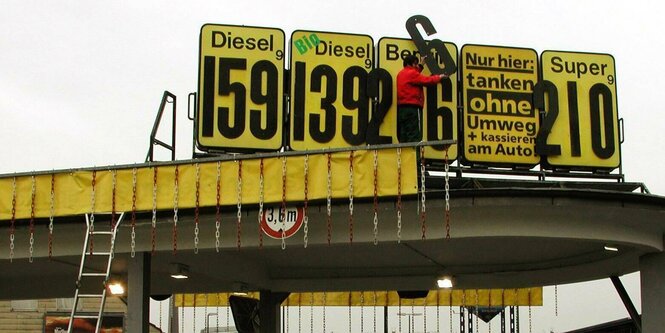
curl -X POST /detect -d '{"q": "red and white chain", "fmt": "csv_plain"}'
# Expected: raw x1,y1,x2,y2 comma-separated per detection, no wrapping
29,176,36,263
151,167,158,254
130,168,138,258
396,148,402,243
89,171,97,255
173,166,179,255
281,156,287,250
420,146,427,240
48,174,55,259
303,155,309,248
194,163,200,254
236,160,243,249
257,159,265,249
215,161,222,252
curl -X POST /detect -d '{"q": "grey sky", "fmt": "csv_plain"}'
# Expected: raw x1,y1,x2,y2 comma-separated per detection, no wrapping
1,0,660,331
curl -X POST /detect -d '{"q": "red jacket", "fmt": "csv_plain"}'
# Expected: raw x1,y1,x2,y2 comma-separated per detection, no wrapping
396,65,442,107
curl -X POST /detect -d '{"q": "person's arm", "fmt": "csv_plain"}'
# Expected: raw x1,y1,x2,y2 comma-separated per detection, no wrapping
410,71,447,86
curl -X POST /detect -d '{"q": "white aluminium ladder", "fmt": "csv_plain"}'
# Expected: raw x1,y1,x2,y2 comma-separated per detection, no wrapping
68,212,124,333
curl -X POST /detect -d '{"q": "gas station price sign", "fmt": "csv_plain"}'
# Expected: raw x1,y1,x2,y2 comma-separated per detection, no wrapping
376,37,458,161
537,51,620,170
461,45,540,167
290,31,374,150
197,24,285,152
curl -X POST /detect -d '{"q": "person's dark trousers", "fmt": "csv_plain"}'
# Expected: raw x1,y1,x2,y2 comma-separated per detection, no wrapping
397,104,424,186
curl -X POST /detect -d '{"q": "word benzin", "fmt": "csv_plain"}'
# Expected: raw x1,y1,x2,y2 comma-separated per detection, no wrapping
197,17,620,171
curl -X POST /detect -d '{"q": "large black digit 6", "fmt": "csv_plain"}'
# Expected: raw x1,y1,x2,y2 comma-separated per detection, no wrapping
426,77,454,150
249,60,278,140
342,66,369,145
310,64,337,143
533,80,562,156
366,68,393,145
405,15,457,76
218,57,247,139
589,83,615,159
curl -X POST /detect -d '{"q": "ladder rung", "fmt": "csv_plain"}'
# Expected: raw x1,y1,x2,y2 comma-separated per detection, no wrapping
78,294,104,298
81,272,107,277
87,252,112,256
73,314,100,319
91,231,114,235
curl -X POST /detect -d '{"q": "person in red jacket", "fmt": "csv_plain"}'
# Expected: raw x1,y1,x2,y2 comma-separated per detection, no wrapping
396,55,448,143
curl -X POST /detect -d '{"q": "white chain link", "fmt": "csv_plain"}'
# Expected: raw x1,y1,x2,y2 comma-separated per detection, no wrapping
396,148,402,243
173,168,179,227
131,168,137,258
194,163,200,254
326,155,332,242
323,292,327,333
303,155,309,248
215,162,221,252
89,172,96,234
49,175,55,255
258,160,265,246
29,176,36,263
348,152,354,241
281,157,287,250
420,148,426,216
236,160,243,248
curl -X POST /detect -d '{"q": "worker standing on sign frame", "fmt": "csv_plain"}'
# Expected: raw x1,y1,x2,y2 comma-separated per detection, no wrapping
396,55,448,144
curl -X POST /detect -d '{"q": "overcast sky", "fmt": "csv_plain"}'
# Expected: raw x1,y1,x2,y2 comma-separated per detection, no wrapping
1,0,661,331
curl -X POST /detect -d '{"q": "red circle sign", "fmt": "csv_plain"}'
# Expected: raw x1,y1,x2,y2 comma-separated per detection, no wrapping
260,206,304,239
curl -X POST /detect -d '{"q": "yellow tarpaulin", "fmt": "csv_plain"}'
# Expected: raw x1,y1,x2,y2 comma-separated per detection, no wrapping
0,148,417,221
175,288,542,307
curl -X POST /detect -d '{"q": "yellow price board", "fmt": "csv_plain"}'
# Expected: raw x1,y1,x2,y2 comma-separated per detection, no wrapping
538,51,620,170
197,24,285,152
376,37,458,161
290,31,374,150
461,45,540,166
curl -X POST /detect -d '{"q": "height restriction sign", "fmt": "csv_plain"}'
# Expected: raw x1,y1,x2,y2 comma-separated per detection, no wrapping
197,24,286,152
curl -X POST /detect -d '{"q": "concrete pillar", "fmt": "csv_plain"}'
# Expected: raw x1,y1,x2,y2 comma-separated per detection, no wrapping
259,290,289,333
127,252,151,333
640,250,665,333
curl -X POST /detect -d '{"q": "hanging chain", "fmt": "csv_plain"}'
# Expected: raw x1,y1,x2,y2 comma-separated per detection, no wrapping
436,291,441,333
215,161,222,252
8,177,17,262
298,294,302,333
348,293,352,333
420,146,427,240
89,170,97,255
423,297,427,333
326,153,332,245
555,284,558,316
529,289,533,333
396,148,403,243
323,292,327,333
173,165,179,255
475,289,479,331
28,176,36,263
158,298,163,330
152,167,158,255
131,168,138,258
398,298,402,332
194,163,201,254
372,150,379,245
236,160,243,250
444,146,451,239
348,151,354,244
310,292,314,333
192,295,197,333
303,155,310,248
111,170,117,233
258,159,265,249
48,174,55,260
360,292,365,333
204,294,208,333
281,156,287,250
450,292,453,333
373,291,377,333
